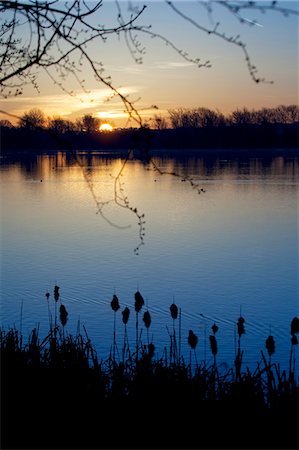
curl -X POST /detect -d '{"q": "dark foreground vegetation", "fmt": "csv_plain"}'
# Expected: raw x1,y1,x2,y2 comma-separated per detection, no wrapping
1,288,299,450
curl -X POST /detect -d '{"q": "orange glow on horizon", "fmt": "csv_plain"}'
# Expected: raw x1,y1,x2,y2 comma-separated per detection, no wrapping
99,123,113,132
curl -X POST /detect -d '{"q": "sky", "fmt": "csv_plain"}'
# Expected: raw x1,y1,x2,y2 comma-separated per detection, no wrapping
0,0,298,127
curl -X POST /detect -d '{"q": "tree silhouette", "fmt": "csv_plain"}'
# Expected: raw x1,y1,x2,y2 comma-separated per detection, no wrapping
19,108,46,129
168,105,299,128
81,114,101,133
48,116,76,134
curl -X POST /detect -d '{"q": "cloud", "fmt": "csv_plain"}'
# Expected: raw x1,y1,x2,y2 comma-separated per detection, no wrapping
108,65,145,75
96,110,129,119
154,61,195,70
1,86,144,119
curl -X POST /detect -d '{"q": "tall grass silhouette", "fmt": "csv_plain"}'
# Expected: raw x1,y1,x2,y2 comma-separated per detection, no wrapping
1,285,298,449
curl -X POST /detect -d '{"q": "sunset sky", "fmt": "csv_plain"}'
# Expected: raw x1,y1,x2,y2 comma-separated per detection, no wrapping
1,1,298,127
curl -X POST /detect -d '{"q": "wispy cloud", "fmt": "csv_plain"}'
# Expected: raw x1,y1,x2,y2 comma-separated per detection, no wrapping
154,61,195,70
108,65,145,75
1,86,144,119
96,110,129,120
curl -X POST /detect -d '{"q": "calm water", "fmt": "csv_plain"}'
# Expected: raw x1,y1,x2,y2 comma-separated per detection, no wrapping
1,150,298,370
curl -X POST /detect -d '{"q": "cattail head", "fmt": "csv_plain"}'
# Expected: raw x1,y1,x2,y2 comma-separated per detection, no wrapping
54,285,60,302
265,335,275,357
237,316,245,338
134,291,144,313
211,323,219,335
122,306,130,325
148,343,155,358
170,303,178,320
291,317,299,336
291,334,298,346
111,294,120,312
188,330,198,350
209,335,218,356
45,292,50,301
59,304,68,327
143,311,151,328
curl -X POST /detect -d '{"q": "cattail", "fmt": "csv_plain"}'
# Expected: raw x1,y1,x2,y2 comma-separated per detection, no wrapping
209,335,218,356
170,303,178,320
110,294,120,364
122,306,130,325
265,335,275,357
143,310,152,347
236,316,245,378
134,291,144,312
188,329,198,371
54,285,60,302
53,285,60,331
121,306,130,362
111,294,120,312
211,323,219,335
143,311,151,328
291,317,299,336
289,318,299,378
237,316,245,338
188,330,198,350
134,291,144,361
45,292,52,329
59,304,68,327
169,303,179,364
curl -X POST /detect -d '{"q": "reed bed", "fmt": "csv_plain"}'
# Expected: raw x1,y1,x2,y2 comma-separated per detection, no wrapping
1,287,298,450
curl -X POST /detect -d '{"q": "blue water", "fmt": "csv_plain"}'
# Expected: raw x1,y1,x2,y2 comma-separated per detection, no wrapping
1,150,298,370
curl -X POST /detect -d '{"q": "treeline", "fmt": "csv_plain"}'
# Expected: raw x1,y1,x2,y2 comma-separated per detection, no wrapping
0,110,103,133
1,105,298,151
163,104,299,129
1,104,298,131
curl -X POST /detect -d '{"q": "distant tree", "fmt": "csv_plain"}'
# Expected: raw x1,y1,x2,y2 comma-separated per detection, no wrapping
74,118,84,133
254,108,275,125
48,116,76,134
81,115,101,133
0,119,13,128
194,108,226,128
151,114,169,130
169,107,226,128
168,105,299,129
168,108,187,129
19,108,46,129
273,105,299,123
229,105,299,126
230,108,259,125
47,113,101,133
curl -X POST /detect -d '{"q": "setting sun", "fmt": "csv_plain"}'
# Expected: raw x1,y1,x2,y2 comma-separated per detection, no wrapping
99,123,113,132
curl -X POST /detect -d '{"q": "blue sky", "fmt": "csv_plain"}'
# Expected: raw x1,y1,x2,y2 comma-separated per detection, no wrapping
1,1,298,126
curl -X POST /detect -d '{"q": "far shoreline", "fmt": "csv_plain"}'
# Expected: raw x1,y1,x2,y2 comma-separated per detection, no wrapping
1,122,298,155
1,146,298,159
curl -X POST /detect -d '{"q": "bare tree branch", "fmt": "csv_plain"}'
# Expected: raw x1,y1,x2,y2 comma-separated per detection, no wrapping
1,1,297,113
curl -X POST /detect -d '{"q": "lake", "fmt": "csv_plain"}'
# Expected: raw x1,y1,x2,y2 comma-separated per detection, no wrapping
1,149,298,371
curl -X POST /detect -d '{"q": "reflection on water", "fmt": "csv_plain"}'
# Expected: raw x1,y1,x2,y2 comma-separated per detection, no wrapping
2,150,299,181
1,150,298,370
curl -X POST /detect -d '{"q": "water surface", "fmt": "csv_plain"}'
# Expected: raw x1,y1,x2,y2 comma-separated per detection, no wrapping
1,150,298,370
